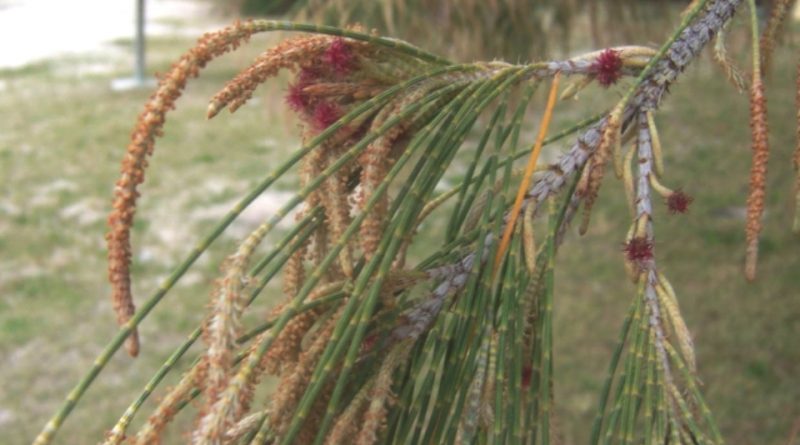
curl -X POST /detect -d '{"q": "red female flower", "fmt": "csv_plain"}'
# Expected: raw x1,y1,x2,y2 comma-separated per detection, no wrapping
285,82,309,112
666,190,694,214
297,66,319,84
591,49,623,87
322,38,354,74
285,68,318,113
312,101,342,130
623,237,654,262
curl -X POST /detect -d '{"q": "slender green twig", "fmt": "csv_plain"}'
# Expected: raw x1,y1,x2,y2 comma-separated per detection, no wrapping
246,20,453,65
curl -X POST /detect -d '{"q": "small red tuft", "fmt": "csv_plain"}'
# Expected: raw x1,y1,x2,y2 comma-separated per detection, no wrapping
285,83,309,112
312,101,342,130
285,68,319,113
322,38,354,74
297,67,320,84
623,237,654,262
666,190,694,214
591,49,624,87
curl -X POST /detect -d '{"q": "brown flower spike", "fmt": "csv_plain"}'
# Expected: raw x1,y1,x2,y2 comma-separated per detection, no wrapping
759,0,793,75
106,20,260,357
745,77,769,281
579,114,621,234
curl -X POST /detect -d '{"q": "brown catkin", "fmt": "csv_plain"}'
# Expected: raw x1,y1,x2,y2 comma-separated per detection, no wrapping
195,212,290,444
106,20,260,357
132,363,203,445
207,35,332,118
262,279,345,378
193,322,276,445
283,246,307,298
229,340,269,432
355,346,409,445
745,78,769,281
202,265,242,412
359,134,397,258
295,383,335,445
325,382,372,445
301,143,326,211
323,145,357,277
359,79,450,258
208,31,373,118
300,142,330,269
224,410,267,442
263,309,320,375
579,116,621,234
283,211,309,297
202,214,278,419
759,0,795,75
269,311,339,436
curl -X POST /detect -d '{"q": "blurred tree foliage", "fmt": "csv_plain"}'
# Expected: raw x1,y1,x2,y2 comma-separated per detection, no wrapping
220,0,688,60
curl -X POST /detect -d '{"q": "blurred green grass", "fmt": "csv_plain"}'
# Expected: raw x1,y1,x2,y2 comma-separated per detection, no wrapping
0,28,798,445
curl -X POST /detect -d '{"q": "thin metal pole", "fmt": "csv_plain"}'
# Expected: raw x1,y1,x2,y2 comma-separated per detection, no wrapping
113,0,152,90
134,0,146,83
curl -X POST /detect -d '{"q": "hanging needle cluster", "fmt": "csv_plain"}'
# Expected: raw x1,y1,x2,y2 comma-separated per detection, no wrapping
32,1,800,445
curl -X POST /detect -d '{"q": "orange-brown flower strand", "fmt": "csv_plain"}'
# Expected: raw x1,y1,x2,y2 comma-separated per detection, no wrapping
107,20,261,357
132,363,203,445
207,35,331,118
579,113,621,235
759,0,794,75
745,77,769,281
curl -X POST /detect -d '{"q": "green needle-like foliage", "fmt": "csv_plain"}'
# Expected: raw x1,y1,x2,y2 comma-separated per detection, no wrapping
32,1,800,444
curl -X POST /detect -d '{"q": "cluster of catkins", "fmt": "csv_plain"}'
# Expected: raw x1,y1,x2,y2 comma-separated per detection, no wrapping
93,2,800,443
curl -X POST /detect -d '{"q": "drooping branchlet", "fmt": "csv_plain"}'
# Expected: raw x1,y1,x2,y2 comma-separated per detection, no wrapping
46,5,762,445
